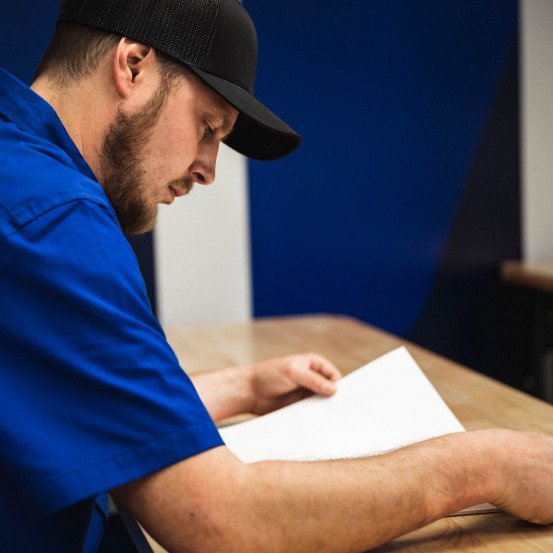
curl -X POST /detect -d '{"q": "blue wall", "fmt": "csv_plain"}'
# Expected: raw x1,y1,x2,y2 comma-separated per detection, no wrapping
1,0,58,84
248,1,519,338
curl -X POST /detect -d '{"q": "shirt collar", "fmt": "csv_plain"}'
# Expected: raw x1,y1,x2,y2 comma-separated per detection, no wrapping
0,68,97,182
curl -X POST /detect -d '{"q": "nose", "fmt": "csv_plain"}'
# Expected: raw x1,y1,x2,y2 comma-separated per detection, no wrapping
192,168,214,185
190,142,219,185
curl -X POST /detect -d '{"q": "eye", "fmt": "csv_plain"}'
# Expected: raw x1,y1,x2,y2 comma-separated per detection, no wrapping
203,121,214,140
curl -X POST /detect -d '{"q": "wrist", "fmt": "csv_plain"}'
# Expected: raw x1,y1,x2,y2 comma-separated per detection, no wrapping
461,430,504,504
229,363,257,415
472,428,516,506
417,431,501,522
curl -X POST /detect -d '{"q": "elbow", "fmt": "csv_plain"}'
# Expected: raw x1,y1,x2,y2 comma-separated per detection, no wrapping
115,448,278,553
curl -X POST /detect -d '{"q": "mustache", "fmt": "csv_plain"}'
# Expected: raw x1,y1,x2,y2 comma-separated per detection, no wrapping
168,178,195,196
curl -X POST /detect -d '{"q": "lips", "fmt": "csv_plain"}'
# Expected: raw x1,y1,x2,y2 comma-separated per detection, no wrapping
169,185,188,198
169,178,194,199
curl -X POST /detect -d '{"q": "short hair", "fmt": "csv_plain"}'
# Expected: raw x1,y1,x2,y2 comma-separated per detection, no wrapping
35,21,191,88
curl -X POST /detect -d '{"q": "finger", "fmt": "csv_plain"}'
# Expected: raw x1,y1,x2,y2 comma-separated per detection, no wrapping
288,362,338,396
309,354,342,382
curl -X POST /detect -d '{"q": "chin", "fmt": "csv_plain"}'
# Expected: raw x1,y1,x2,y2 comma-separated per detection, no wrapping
120,209,158,235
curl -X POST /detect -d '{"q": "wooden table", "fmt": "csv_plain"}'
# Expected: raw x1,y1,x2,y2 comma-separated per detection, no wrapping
502,260,553,292
502,260,553,402
145,314,553,552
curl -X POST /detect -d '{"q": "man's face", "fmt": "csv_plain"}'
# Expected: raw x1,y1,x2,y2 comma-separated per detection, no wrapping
100,71,238,234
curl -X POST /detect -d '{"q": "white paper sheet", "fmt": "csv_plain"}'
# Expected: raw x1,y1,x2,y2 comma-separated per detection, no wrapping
221,347,464,462
220,346,497,516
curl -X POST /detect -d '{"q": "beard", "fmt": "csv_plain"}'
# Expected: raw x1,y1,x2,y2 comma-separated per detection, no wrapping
99,84,170,235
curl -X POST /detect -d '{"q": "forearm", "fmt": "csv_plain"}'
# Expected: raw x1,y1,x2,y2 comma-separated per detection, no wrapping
117,431,500,553
240,432,494,552
191,365,253,421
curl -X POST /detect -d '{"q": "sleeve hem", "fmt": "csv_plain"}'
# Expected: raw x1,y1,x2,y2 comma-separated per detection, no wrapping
27,420,224,515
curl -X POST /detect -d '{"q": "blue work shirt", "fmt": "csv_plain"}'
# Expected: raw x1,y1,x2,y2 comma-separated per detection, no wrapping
0,69,224,552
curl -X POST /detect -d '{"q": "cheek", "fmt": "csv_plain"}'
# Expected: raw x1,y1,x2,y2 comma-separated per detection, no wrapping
144,97,200,182
162,140,195,179
160,118,198,167
148,132,196,181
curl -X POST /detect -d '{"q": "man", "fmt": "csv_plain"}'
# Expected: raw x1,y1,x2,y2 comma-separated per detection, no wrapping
0,1,552,552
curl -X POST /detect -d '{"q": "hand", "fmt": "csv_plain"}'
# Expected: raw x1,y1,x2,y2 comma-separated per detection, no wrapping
488,429,553,525
247,353,341,416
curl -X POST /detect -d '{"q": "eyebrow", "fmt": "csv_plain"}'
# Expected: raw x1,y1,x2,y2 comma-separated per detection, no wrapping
220,113,236,140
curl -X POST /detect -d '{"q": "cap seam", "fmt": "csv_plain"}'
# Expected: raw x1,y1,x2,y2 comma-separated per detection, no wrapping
201,0,222,67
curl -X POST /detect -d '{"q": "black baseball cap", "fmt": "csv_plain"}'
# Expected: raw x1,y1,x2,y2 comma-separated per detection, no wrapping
58,0,300,161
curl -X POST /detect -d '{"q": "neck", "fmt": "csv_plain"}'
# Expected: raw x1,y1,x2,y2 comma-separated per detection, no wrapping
31,74,112,179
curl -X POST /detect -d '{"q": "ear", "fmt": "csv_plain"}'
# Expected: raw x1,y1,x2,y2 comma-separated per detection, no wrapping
112,38,154,99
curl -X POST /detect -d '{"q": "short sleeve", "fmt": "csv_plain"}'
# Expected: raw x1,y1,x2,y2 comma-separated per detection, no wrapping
0,199,223,514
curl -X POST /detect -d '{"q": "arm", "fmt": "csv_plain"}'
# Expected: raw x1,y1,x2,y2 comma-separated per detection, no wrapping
190,353,341,421
112,429,553,553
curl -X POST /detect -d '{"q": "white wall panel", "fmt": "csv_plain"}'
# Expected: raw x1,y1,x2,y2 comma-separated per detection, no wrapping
521,0,553,260
155,144,252,325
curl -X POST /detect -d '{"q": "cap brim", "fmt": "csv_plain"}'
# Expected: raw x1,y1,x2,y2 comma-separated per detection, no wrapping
189,67,301,161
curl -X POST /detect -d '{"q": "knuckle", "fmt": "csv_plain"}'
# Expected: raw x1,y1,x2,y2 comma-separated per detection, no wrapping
282,363,295,378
